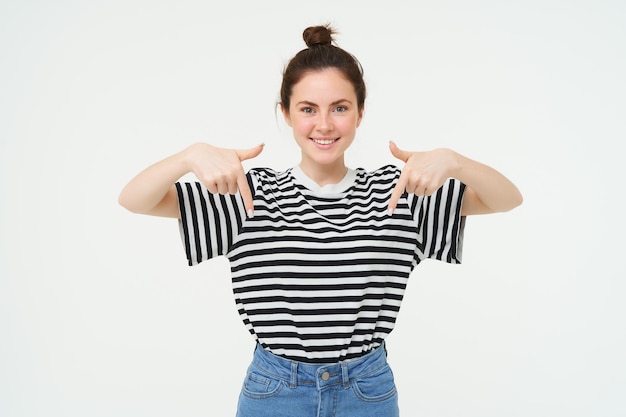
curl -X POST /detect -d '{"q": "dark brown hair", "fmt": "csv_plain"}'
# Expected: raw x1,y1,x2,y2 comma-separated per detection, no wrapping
280,24,366,113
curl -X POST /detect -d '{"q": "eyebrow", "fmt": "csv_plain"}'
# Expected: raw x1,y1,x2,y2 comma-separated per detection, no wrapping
296,99,353,107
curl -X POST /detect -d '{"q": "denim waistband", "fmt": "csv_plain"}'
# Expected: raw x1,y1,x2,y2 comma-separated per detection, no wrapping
249,343,389,390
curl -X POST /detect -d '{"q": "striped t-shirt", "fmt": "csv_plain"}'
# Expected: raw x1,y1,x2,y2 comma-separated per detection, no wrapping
175,164,466,363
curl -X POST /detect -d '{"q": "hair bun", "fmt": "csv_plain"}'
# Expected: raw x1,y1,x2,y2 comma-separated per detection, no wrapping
302,25,335,47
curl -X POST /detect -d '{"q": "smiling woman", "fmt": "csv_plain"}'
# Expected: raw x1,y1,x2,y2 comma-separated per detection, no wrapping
281,68,363,184
118,23,522,417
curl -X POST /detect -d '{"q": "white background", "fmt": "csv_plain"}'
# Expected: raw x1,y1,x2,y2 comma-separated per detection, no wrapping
1,1,624,416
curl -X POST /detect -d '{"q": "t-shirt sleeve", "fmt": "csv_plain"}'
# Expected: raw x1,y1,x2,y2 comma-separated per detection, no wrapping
175,181,248,266
409,178,466,264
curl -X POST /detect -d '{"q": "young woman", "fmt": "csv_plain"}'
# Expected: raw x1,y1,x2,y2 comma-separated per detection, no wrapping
119,24,522,417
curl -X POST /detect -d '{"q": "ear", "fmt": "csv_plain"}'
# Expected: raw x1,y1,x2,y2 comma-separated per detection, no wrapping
356,105,364,127
280,103,293,127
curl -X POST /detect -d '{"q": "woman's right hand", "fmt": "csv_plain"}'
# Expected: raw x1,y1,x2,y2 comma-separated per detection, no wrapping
184,142,264,216
118,142,264,218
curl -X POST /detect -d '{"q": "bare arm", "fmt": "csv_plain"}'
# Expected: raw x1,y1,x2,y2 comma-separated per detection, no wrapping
453,153,523,216
387,141,522,216
118,143,264,218
118,150,189,218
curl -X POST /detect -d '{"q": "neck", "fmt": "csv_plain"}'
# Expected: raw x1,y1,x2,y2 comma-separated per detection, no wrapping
298,159,348,186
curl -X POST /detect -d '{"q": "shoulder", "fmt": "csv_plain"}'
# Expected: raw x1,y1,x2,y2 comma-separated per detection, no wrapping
246,167,294,191
347,165,402,197
355,164,401,184
370,164,401,176
247,167,291,179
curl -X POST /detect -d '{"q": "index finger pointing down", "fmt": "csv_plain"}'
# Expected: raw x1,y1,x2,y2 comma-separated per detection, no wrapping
237,174,254,218
387,174,407,215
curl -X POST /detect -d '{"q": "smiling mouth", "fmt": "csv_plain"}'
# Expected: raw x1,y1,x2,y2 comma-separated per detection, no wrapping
311,138,338,145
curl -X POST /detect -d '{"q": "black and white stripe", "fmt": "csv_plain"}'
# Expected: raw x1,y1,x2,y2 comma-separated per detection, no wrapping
176,165,465,363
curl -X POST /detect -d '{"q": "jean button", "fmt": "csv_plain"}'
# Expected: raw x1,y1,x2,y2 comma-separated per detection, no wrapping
321,371,330,381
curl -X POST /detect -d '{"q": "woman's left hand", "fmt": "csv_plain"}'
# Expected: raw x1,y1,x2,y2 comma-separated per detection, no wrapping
387,141,459,214
387,141,523,216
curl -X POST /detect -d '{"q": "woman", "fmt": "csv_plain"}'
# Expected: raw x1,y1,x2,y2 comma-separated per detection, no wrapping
119,24,522,417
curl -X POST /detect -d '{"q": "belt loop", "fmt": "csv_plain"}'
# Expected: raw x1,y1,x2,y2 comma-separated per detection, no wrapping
290,361,298,389
341,363,350,389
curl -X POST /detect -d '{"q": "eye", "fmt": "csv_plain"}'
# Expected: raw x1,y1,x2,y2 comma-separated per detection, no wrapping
300,107,314,114
334,106,348,112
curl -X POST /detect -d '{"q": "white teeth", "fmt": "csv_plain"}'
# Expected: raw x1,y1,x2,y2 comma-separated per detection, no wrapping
312,138,337,145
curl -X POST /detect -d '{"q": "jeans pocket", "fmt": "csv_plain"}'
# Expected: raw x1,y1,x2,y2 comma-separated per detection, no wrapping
352,365,398,402
241,370,284,400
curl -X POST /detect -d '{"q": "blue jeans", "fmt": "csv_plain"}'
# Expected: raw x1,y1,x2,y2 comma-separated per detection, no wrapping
236,343,399,417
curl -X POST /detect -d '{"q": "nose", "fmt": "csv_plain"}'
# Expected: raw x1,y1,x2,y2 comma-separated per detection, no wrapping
317,112,333,132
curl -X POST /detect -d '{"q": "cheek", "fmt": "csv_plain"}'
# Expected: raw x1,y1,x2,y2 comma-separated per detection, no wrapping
293,119,314,135
338,117,360,133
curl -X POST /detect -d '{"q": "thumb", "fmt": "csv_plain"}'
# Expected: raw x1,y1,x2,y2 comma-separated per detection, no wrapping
389,141,411,163
236,143,265,161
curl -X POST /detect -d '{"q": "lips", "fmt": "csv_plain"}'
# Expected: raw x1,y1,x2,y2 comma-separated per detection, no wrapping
311,138,338,145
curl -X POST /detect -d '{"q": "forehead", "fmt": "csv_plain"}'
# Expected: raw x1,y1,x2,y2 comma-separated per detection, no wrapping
291,68,356,103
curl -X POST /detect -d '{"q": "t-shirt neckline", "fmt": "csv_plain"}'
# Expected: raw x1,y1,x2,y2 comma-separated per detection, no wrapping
290,165,357,196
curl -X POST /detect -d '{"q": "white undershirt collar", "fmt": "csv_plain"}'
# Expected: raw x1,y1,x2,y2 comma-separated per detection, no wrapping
290,165,357,196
